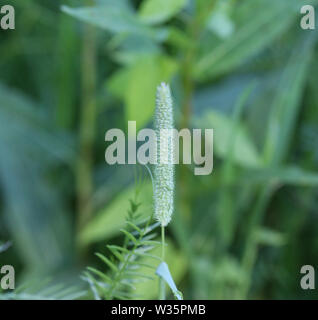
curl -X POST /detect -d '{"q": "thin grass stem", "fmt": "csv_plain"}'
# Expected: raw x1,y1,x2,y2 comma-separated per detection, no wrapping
159,225,166,300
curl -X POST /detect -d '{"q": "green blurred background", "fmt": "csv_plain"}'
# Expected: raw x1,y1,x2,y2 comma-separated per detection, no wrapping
1,0,318,299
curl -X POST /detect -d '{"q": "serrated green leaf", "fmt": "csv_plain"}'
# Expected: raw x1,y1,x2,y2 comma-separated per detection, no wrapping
107,245,130,254
120,229,138,244
131,262,156,270
126,221,142,234
87,267,112,284
125,272,155,280
107,246,125,262
140,240,161,246
95,253,118,272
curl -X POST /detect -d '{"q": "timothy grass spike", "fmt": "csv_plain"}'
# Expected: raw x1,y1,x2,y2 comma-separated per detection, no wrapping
154,82,174,227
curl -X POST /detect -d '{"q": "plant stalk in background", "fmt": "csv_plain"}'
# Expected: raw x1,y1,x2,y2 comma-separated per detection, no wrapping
76,3,97,237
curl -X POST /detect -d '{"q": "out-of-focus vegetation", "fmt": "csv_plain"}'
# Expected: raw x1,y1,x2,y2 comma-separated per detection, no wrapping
1,0,318,299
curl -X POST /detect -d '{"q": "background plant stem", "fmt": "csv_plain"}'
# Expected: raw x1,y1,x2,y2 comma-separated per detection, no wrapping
238,185,274,298
159,225,166,300
76,5,97,238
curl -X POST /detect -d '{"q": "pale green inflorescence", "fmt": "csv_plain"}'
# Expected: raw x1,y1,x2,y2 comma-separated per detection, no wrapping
154,82,174,227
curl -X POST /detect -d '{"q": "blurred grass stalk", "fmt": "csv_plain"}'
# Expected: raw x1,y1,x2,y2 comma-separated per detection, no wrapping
76,0,97,240
56,14,78,128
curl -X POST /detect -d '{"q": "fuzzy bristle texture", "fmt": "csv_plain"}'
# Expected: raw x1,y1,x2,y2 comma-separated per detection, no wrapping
154,82,174,227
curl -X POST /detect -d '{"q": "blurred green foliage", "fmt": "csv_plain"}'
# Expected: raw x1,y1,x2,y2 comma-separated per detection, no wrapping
1,0,318,299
